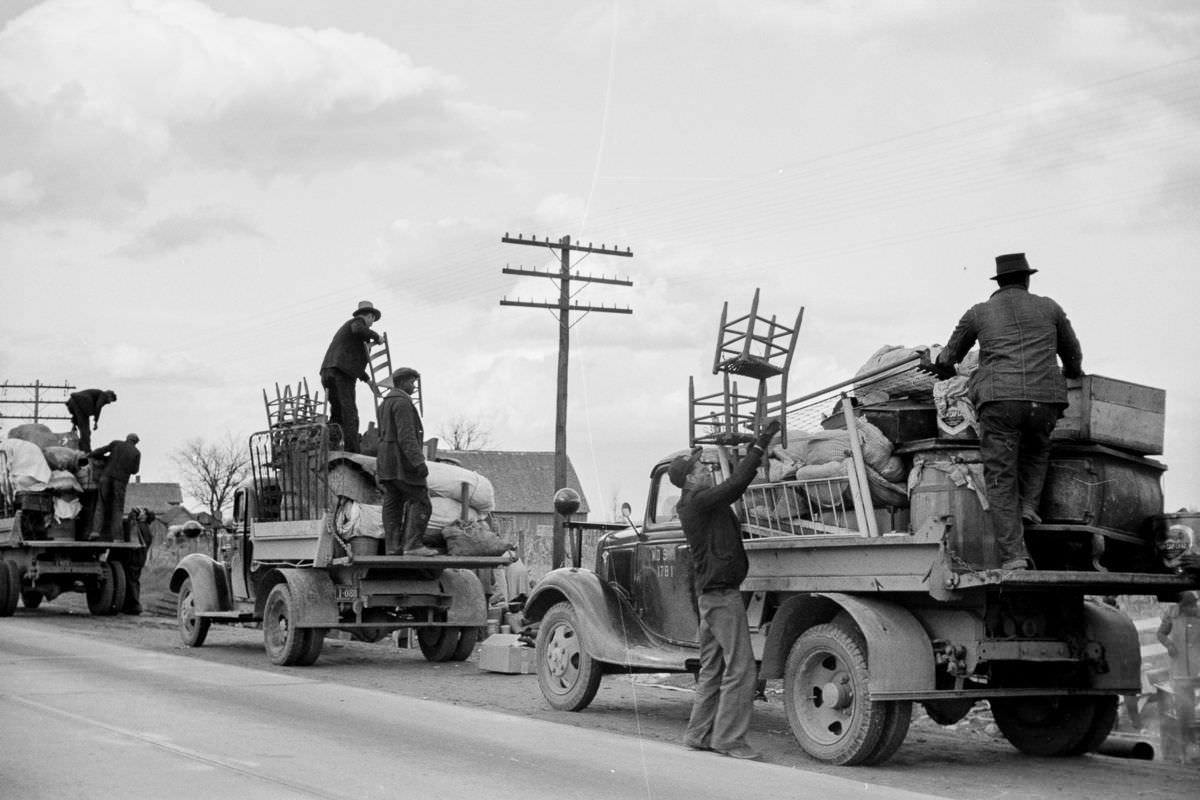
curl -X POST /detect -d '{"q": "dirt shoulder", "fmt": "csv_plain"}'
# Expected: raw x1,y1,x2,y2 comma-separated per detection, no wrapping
8,596,1195,800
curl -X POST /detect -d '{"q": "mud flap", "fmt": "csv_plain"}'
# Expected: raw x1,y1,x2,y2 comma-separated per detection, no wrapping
280,570,338,627
1083,599,1140,691
440,568,486,626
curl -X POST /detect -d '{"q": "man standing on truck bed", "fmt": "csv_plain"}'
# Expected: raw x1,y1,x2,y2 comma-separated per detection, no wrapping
377,367,436,556
669,419,780,761
66,388,117,452
320,300,383,454
934,253,1083,570
87,433,141,541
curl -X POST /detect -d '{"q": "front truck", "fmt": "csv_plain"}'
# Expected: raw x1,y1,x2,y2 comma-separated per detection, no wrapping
523,296,1197,765
170,422,512,666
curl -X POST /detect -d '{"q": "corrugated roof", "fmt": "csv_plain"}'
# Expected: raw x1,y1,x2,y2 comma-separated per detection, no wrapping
124,482,183,513
437,450,590,514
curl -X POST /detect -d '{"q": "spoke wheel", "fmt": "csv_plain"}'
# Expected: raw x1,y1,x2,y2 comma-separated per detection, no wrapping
263,584,311,666
417,626,462,663
783,622,893,765
177,577,211,647
990,695,1117,757
536,602,602,712
0,560,19,616
450,627,479,661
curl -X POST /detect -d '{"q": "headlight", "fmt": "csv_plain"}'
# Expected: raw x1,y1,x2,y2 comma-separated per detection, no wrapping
1157,522,1197,572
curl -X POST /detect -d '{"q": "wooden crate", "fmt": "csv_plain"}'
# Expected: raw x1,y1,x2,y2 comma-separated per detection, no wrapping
1054,375,1165,455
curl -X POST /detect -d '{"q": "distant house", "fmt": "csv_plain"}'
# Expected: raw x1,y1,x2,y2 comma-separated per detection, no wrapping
436,450,592,578
123,479,183,516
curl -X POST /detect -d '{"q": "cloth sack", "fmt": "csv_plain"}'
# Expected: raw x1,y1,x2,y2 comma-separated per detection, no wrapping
427,461,496,514
1,438,51,494
427,496,481,533
442,519,509,557
334,500,385,540
934,376,978,439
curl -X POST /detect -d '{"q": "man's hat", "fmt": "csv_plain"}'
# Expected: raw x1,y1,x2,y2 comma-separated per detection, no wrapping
353,300,382,320
991,253,1038,280
667,448,702,488
126,433,140,443
390,366,420,383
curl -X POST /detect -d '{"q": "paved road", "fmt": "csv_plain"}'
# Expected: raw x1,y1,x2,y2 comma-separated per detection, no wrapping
0,620,948,800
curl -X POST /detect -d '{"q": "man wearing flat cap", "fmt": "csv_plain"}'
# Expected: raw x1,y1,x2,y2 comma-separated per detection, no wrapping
376,367,436,556
320,301,383,453
87,433,141,542
935,253,1083,570
673,418,780,761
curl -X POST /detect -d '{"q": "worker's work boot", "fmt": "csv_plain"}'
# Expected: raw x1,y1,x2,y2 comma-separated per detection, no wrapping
1021,506,1042,525
715,744,762,761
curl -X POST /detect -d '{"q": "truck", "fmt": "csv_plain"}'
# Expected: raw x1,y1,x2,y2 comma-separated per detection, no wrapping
1,436,144,617
522,292,1199,766
170,419,513,666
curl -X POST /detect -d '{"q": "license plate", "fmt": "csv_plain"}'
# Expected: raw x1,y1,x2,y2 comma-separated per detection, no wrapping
335,586,358,601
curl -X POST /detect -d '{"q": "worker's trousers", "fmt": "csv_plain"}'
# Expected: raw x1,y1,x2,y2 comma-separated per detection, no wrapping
685,588,756,752
65,398,92,452
978,400,1061,566
380,479,432,554
321,369,361,453
91,477,128,540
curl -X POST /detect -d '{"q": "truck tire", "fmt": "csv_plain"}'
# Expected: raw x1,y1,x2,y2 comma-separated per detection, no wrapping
177,577,211,647
990,695,1117,757
21,589,44,609
417,627,462,663
86,561,124,617
536,601,602,712
451,627,479,661
861,699,912,765
263,583,312,666
106,561,127,616
783,621,894,765
0,560,20,616
297,628,326,667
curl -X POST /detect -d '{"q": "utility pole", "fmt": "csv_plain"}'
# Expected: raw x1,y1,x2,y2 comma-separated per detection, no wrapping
0,380,75,425
500,233,633,569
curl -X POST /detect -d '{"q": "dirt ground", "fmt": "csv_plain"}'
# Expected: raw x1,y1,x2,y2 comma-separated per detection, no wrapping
10,587,1196,800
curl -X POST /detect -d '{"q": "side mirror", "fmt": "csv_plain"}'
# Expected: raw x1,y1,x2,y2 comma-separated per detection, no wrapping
620,501,643,539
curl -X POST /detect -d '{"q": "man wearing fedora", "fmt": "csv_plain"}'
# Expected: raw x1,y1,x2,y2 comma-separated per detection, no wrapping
935,253,1083,570
320,301,383,453
376,366,437,556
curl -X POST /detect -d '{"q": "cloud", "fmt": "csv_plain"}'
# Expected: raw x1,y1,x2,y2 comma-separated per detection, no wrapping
0,0,503,222
116,207,264,258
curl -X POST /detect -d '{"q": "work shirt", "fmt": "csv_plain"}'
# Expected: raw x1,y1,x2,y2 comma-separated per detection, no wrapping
88,440,141,481
677,448,763,593
320,316,381,382
376,388,426,485
938,285,1083,407
68,389,113,420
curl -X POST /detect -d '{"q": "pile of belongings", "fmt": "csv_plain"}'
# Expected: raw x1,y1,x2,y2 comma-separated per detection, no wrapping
336,461,509,556
852,344,982,439
1,423,87,522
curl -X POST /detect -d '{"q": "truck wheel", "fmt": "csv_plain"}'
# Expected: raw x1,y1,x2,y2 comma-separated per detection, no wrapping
21,589,44,609
536,601,602,712
86,561,123,616
783,622,892,765
106,561,127,616
861,699,912,765
297,628,326,667
990,695,1116,757
263,583,312,666
417,627,462,662
177,577,211,647
451,627,479,661
0,560,19,616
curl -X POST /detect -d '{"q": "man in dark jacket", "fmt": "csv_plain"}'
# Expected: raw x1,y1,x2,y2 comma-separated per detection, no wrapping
66,388,117,452
935,253,1083,570
670,419,780,761
376,367,435,556
87,433,141,541
118,507,155,614
320,301,383,453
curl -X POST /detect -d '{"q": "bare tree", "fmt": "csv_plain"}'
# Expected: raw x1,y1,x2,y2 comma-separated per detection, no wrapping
171,433,250,519
440,415,493,450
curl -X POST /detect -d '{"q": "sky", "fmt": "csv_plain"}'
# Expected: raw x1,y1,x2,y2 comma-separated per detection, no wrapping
1,0,1198,518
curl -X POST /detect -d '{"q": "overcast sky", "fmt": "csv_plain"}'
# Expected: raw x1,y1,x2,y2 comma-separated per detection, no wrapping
1,0,1198,517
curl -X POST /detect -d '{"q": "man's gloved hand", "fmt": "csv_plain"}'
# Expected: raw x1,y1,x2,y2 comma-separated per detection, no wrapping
755,419,782,451
415,462,429,480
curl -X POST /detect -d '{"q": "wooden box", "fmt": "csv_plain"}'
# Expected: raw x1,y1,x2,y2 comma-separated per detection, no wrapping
821,400,937,445
1054,375,1165,455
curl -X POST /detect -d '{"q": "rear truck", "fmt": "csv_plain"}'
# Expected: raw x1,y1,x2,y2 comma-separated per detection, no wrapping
170,421,512,666
522,290,1199,766
0,491,144,617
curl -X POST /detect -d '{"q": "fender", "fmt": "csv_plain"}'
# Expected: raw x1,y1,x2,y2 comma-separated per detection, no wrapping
760,592,936,697
1083,598,1140,691
276,569,338,628
525,568,697,672
169,553,233,613
439,568,486,626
